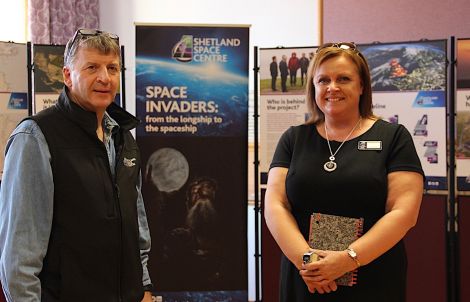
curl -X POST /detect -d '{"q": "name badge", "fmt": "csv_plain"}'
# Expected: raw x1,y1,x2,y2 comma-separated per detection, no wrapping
358,141,382,150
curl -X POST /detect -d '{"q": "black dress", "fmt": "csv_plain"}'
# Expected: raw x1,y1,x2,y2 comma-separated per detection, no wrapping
270,119,424,302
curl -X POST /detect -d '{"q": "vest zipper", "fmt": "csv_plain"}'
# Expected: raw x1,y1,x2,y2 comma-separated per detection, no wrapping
101,140,124,301
115,139,124,301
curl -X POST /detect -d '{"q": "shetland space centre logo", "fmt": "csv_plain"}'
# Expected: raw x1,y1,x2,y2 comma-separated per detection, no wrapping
172,34,240,63
172,35,193,62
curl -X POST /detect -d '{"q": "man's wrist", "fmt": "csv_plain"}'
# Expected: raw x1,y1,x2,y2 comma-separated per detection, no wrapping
143,283,154,291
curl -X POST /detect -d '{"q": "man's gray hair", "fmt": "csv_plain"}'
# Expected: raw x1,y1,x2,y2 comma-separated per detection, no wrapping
64,32,120,67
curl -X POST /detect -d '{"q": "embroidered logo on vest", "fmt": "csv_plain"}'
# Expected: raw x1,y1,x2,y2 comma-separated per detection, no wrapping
123,157,136,167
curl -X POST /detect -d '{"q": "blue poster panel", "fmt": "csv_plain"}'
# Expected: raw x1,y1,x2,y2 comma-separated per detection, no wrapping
135,24,249,301
457,38,470,192
359,40,448,191
0,41,28,181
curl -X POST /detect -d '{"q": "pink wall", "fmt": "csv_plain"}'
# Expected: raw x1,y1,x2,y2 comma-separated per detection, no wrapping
323,0,470,44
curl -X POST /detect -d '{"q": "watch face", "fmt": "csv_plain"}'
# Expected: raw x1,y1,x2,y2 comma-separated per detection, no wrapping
303,252,313,264
303,251,318,264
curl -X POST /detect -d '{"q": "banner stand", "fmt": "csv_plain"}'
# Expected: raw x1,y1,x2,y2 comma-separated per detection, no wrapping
447,35,459,302
253,46,261,302
135,24,249,301
120,45,126,109
27,42,33,116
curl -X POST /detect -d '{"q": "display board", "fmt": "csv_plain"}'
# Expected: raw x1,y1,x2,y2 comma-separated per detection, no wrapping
456,38,470,192
359,40,448,191
32,44,65,114
258,39,450,302
258,47,315,179
135,24,249,302
0,41,29,181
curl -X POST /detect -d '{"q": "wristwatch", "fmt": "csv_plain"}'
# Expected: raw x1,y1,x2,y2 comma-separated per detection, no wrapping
346,247,361,268
302,251,318,264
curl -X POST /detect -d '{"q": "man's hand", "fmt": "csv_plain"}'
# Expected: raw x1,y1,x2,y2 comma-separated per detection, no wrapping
141,291,152,302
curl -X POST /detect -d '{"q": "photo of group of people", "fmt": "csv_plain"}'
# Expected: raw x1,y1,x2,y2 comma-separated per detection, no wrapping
260,47,316,94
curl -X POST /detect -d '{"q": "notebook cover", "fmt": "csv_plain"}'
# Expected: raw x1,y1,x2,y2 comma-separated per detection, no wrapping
308,212,364,286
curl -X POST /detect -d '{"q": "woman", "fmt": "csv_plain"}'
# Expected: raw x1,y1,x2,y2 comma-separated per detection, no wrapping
264,42,424,301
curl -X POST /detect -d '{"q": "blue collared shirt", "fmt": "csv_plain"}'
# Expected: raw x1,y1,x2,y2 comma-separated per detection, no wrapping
0,114,151,301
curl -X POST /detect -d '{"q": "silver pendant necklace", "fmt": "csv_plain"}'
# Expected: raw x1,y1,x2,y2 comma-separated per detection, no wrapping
323,118,362,172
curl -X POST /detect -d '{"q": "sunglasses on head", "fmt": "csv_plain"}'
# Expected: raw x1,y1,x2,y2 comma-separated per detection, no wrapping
66,29,119,58
316,42,357,53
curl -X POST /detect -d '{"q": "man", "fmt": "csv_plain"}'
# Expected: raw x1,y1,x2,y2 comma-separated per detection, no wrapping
0,29,152,302
299,52,310,86
279,55,289,92
270,56,278,91
288,52,299,86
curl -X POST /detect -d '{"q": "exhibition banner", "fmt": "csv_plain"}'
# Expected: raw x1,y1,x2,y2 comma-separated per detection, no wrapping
360,40,448,191
457,38,470,192
32,44,65,114
0,41,28,181
136,24,249,301
259,47,315,179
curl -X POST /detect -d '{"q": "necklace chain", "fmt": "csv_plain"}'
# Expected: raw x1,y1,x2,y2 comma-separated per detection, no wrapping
323,118,362,172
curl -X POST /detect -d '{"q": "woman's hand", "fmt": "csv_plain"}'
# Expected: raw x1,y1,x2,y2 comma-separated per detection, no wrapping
299,269,338,294
299,249,358,292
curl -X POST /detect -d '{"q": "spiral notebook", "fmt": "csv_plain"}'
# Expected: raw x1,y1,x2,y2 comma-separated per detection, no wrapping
308,212,364,286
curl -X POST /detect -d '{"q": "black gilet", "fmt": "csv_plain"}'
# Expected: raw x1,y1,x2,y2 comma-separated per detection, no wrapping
30,90,144,302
